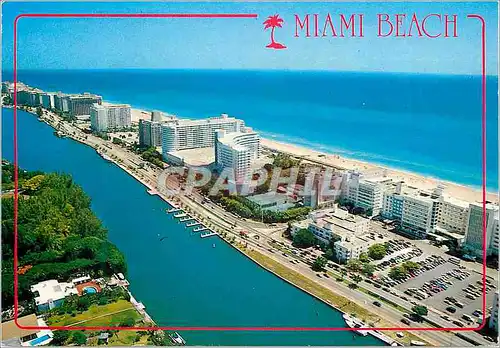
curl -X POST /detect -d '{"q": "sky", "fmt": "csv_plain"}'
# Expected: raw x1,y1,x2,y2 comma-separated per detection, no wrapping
1,1,499,75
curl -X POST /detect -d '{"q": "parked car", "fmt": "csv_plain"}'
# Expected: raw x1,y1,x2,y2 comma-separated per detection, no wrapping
373,301,382,307
446,306,457,313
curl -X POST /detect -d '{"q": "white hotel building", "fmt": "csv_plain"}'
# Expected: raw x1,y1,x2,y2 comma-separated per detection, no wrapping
464,202,499,258
90,103,131,132
161,114,244,157
215,129,260,180
382,184,470,239
342,172,393,216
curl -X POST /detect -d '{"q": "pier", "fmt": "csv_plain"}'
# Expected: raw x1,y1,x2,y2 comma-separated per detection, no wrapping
179,216,196,222
186,221,203,227
193,226,208,232
167,207,182,213
174,212,187,218
200,231,218,238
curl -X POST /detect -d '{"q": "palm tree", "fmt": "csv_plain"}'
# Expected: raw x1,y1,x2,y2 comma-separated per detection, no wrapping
263,15,286,49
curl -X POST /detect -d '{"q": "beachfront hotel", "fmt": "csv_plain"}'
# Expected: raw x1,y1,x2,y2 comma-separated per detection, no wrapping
381,183,470,240
90,103,131,132
341,172,393,216
139,119,163,147
161,114,244,155
215,129,260,180
464,202,499,258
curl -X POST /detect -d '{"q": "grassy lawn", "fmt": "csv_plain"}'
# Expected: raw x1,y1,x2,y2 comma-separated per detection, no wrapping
47,300,140,327
245,248,432,346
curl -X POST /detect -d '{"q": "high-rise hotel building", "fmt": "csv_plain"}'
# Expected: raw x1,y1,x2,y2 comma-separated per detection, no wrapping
90,103,131,132
161,114,244,158
215,129,260,180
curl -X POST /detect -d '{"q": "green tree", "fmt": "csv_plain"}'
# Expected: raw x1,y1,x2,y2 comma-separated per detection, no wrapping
20,174,45,193
352,274,363,284
412,305,428,322
389,265,408,280
52,330,71,345
293,229,315,248
324,248,334,260
71,331,87,345
362,263,376,276
402,261,420,273
346,259,362,272
312,256,327,271
367,243,386,260
359,252,369,263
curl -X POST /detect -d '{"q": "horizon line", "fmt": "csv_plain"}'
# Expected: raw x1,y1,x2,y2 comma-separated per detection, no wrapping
2,68,498,78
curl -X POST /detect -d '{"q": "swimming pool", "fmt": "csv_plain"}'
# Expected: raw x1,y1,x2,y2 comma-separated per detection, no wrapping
29,334,51,346
83,286,97,294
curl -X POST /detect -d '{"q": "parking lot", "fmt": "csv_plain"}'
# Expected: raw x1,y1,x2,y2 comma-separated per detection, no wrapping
397,261,497,326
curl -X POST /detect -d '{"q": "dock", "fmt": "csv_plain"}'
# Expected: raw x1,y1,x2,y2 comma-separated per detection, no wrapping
186,221,203,227
200,231,218,238
179,216,196,222
193,226,208,232
167,208,182,213
174,213,188,218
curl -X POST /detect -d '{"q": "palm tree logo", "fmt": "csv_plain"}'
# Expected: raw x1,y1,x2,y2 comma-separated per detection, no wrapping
264,14,286,49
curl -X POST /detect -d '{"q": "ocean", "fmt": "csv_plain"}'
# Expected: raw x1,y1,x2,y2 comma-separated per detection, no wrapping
2,108,384,345
3,69,499,190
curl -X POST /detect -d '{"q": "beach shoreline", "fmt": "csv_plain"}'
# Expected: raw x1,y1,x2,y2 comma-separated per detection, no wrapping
130,106,497,204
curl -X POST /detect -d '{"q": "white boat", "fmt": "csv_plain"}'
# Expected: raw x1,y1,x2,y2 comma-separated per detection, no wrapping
170,332,186,345
343,314,369,336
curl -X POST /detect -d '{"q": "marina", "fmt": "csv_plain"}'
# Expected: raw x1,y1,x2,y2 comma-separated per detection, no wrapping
173,212,187,218
186,221,203,227
179,216,196,222
200,231,218,239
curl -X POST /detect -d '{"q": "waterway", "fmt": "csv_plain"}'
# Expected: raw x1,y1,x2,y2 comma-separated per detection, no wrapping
2,108,384,345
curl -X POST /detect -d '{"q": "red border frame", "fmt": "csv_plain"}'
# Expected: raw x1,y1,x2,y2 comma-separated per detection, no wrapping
12,12,489,336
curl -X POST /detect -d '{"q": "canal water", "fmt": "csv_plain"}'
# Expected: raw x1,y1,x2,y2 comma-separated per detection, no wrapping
2,108,383,346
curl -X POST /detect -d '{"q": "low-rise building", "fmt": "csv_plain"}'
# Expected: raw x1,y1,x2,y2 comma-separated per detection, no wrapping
334,234,384,263
1,314,53,346
246,192,297,212
31,279,78,311
291,206,370,245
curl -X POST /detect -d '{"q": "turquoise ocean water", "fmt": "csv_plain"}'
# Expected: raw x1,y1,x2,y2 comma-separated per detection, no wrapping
3,69,499,190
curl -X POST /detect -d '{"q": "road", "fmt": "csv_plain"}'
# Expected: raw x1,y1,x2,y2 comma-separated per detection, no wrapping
39,109,495,347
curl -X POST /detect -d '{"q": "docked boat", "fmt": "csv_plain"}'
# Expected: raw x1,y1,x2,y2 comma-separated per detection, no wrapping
343,313,370,336
170,332,186,345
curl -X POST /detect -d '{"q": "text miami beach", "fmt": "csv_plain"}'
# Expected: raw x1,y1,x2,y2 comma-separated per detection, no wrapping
293,13,459,38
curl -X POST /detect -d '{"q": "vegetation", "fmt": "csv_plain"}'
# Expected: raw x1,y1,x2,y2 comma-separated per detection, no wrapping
388,261,420,280
312,256,327,271
1,162,127,308
292,229,316,248
361,263,376,276
3,94,13,105
272,153,300,169
367,243,386,260
138,146,164,168
411,305,428,322
346,259,363,272
216,194,310,223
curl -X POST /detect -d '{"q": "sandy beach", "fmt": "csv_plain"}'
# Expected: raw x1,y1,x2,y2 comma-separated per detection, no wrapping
261,138,498,204
131,106,497,204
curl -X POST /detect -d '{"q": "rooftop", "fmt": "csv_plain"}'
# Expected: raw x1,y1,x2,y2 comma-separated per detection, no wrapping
31,279,78,305
163,114,242,127
1,314,39,341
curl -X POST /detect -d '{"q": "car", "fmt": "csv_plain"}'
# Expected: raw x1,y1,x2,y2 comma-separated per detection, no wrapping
401,318,411,325
466,294,476,300
446,306,457,313
456,302,464,308
453,320,465,327
440,315,450,321
373,301,382,307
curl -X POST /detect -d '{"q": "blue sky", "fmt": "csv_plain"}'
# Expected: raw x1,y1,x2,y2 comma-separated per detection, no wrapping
2,1,498,75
